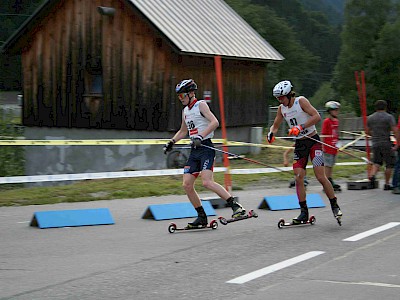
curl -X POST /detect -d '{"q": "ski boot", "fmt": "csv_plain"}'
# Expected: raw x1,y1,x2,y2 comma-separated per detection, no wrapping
329,197,342,225
292,207,309,225
226,197,246,218
328,177,341,191
187,213,208,229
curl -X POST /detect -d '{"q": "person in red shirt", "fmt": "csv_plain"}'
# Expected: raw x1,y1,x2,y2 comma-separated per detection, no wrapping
322,101,341,191
392,115,400,194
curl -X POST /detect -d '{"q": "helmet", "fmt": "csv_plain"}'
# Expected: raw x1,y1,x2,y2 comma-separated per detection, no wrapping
325,101,340,111
273,80,293,97
175,79,198,94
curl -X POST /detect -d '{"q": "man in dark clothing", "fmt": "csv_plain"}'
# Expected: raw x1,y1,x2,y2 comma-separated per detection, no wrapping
366,100,400,190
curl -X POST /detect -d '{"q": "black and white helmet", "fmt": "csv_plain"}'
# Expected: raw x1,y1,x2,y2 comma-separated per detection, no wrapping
325,101,340,111
273,80,293,97
175,79,198,94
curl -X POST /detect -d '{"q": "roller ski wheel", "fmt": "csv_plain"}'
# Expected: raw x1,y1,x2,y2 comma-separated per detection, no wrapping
335,215,342,226
277,215,316,229
218,209,258,225
168,219,218,233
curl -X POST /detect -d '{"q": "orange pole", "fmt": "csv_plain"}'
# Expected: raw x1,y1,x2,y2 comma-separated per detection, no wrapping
214,55,232,191
360,71,371,170
355,70,371,177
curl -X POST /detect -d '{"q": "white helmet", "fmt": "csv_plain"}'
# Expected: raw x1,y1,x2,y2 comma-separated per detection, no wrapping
273,80,293,97
325,101,340,111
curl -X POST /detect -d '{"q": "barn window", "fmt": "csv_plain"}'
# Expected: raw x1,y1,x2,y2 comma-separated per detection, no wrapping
83,55,103,114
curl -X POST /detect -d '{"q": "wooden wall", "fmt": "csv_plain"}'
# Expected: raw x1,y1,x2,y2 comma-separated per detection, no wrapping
20,0,268,131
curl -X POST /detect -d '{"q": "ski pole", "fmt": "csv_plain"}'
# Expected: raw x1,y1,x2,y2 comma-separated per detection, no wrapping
303,135,372,164
201,144,289,173
174,146,243,160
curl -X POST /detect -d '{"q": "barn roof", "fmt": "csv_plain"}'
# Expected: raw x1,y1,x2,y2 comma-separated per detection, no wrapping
2,0,284,62
129,0,284,62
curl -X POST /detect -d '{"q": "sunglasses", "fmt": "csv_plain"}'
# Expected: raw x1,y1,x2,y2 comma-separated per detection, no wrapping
276,95,286,101
178,93,188,100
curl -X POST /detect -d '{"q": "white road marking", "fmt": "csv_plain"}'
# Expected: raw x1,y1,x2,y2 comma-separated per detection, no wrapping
343,222,400,242
318,280,400,288
226,251,325,284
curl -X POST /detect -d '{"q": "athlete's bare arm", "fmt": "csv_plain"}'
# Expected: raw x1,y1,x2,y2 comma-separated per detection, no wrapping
298,97,321,128
270,105,284,134
171,111,189,142
198,101,219,137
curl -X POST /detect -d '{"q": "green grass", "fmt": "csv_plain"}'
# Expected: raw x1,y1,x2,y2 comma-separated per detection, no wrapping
0,140,369,207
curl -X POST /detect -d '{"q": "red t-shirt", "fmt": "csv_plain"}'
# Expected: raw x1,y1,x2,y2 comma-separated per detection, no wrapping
322,117,339,155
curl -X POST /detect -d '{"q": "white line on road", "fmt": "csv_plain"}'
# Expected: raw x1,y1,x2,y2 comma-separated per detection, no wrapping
317,280,400,288
226,251,325,284
343,222,400,242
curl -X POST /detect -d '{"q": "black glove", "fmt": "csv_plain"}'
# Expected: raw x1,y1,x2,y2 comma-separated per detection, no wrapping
191,135,203,148
163,139,175,154
267,132,275,143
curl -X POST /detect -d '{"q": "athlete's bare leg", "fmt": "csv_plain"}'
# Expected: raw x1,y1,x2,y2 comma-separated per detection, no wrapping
200,170,231,200
182,173,202,208
314,165,335,199
294,168,307,203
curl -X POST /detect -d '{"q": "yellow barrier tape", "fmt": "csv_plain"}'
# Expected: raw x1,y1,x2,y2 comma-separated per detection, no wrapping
0,138,293,149
226,141,294,149
0,139,211,146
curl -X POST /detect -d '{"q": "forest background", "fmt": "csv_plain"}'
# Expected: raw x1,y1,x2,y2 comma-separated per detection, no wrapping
1,0,399,116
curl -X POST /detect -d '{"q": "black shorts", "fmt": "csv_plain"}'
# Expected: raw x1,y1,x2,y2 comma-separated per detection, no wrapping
293,134,324,169
184,139,215,176
372,144,395,168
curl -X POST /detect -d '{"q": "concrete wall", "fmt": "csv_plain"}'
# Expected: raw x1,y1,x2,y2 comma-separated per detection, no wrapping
24,126,261,183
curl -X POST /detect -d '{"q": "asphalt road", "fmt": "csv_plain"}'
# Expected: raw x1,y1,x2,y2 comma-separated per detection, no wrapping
1,180,399,300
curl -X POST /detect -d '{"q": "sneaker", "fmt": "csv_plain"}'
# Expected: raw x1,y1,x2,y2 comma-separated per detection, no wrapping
187,215,208,228
292,207,309,224
289,180,295,188
369,175,377,189
227,198,246,218
384,184,393,190
392,187,400,194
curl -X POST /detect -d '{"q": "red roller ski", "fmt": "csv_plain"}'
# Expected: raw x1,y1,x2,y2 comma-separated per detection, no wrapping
168,219,218,233
218,209,258,225
277,215,316,229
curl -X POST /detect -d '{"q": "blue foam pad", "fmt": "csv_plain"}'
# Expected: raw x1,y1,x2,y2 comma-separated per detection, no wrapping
259,193,326,210
142,201,216,221
30,208,115,229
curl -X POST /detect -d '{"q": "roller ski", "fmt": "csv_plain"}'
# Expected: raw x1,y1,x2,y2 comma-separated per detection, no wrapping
168,218,218,233
330,198,342,226
218,209,258,225
278,208,315,228
218,197,256,225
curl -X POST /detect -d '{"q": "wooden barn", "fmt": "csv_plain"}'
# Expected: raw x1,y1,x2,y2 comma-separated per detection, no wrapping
2,0,283,131
1,0,283,178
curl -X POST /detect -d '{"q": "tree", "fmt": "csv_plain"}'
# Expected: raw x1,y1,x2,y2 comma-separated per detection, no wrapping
332,0,392,115
249,0,341,96
225,0,319,99
0,0,44,91
366,18,400,115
